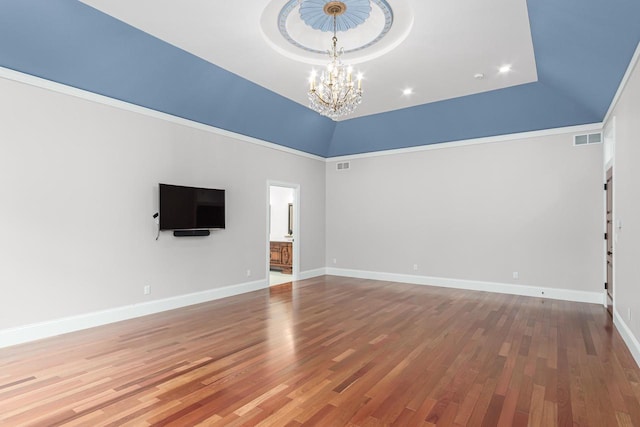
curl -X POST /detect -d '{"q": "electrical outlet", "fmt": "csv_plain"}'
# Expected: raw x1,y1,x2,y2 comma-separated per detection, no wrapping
144,285,150,295
333,258,337,264
513,272,519,280
246,269,251,277
413,264,418,271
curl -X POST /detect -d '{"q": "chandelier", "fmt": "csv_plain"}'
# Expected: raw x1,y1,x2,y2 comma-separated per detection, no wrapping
308,1,363,119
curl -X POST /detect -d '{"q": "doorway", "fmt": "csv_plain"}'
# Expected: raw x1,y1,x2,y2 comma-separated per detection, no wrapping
605,167,613,315
267,182,299,287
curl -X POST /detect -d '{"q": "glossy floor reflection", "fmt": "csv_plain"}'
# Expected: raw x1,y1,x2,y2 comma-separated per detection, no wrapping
0,275,638,426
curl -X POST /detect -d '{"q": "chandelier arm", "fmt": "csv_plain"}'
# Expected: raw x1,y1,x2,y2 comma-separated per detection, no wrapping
310,91,332,108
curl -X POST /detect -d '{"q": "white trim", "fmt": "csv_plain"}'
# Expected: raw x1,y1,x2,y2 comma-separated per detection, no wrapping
0,68,608,166
326,268,602,304
604,41,640,124
266,181,301,284
0,279,267,349
0,67,611,163
0,67,324,162
603,117,616,309
614,309,640,368
0,268,327,349
327,123,604,162
297,268,327,280
602,165,609,309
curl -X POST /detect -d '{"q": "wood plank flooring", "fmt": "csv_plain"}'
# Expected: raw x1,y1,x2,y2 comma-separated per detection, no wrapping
1,275,639,426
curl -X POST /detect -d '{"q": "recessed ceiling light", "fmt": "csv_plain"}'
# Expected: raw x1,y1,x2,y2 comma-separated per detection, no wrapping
474,73,484,79
499,65,512,73
402,88,413,96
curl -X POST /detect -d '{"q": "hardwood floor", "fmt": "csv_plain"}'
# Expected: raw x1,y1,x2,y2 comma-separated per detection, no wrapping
1,275,639,426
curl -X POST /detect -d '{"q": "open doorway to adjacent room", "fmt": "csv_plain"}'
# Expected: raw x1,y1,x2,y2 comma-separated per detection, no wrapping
267,182,299,287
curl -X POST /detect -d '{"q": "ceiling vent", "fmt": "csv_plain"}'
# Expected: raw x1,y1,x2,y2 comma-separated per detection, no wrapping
336,161,351,171
574,132,602,146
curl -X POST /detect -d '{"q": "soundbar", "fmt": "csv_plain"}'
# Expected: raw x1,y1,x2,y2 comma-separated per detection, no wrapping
173,230,210,237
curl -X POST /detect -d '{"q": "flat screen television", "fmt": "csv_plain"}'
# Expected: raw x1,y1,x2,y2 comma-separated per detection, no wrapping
159,183,225,230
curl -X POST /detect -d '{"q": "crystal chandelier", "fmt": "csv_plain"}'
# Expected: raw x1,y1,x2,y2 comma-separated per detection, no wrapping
308,2,363,119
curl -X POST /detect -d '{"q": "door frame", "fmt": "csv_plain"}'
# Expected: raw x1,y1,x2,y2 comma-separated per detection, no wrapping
603,117,616,312
605,166,613,314
266,181,300,284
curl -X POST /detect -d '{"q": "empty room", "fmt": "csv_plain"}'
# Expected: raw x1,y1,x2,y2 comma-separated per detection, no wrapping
1,0,640,425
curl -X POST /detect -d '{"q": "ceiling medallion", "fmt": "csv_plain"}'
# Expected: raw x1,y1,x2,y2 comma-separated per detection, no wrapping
301,0,369,32
278,0,393,54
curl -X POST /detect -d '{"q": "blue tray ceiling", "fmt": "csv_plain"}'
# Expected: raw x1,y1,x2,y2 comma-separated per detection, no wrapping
0,0,638,158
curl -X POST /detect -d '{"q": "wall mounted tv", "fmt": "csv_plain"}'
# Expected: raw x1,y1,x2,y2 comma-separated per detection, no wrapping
159,184,225,230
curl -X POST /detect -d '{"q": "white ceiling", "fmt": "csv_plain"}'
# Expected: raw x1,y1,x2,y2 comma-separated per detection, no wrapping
80,0,538,120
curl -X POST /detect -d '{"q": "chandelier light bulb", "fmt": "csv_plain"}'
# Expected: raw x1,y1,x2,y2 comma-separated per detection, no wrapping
309,70,317,90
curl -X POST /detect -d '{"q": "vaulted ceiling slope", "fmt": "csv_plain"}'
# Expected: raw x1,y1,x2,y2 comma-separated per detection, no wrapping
0,0,638,158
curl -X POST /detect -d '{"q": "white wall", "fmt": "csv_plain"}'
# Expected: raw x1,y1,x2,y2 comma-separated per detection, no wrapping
0,67,615,346
326,133,603,295
270,186,294,241
0,76,326,330
606,48,640,362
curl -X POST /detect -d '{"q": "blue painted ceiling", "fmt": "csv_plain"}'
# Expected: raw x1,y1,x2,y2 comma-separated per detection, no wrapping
0,0,638,157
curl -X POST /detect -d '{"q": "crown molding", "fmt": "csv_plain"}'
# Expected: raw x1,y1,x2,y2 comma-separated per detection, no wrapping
326,122,604,162
0,66,612,164
0,66,325,162
603,41,640,125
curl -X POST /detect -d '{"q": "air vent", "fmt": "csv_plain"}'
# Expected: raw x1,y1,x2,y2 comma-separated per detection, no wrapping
336,161,350,171
574,132,602,146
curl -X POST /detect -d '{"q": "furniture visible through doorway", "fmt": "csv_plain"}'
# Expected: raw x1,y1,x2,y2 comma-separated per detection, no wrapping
270,241,292,274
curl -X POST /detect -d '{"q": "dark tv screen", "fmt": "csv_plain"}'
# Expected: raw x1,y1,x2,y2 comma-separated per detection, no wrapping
159,184,225,230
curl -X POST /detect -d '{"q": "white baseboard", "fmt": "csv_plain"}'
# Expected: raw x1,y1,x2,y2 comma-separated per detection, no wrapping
0,267,604,349
614,310,640,368
297,268,327,281
325,268,602,304
0,279,267,349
